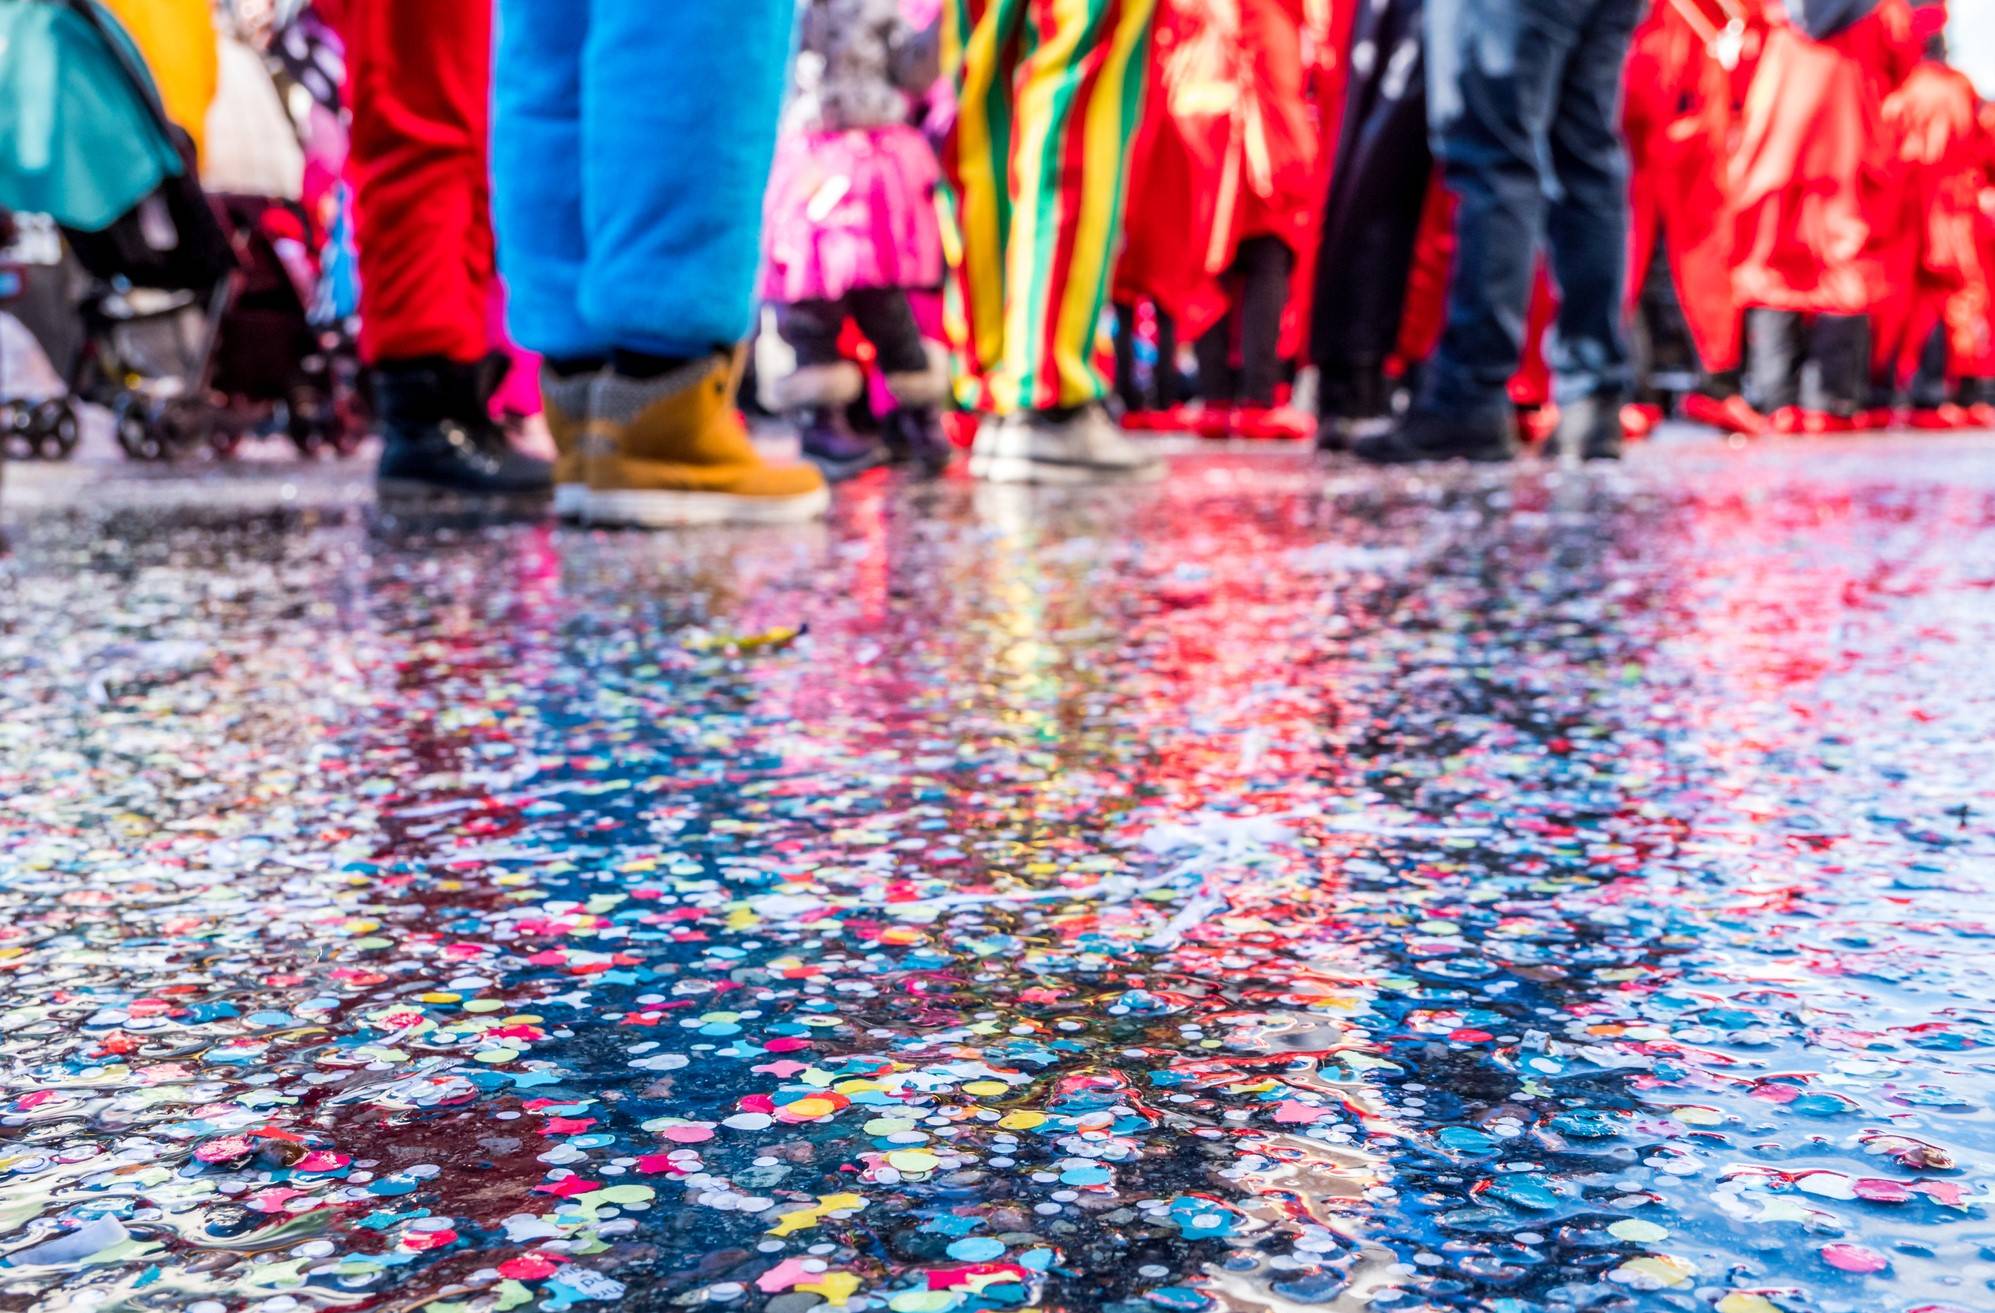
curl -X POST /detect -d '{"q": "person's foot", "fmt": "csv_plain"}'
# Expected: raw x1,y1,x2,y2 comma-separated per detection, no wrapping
373,357,553,497
1554,394,1625,462
797,405,887,482
1619,402,1663,441
1231,405,1313,441
583,351,829,527
1352,408,1519,465
1680,390,1765,436
541,368,597,518
1909,403,1972,431
883,405,953,476
969,404,1165,484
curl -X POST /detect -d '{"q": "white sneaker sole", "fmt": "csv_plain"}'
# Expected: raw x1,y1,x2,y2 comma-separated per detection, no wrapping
969,454,1166,485
553,484,587,519
584,486,832,527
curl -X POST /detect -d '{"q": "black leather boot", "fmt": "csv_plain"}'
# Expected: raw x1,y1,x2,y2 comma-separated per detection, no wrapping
373,357,552,496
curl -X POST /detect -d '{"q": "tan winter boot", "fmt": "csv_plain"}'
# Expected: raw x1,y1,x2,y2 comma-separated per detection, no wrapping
582,351,829,527
541,368,596,520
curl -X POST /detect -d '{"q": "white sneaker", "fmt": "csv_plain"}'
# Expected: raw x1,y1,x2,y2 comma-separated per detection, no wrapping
969,405,1166,484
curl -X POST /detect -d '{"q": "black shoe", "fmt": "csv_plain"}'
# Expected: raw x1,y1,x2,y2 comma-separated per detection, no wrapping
883,405,953,476
1316,361,1395,452
798,405,887,482
1554,394,1624,462
373,357,552,496
1352,408,1518,465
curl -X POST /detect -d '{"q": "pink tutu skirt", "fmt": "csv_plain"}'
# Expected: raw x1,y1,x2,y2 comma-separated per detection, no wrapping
761,124,945,305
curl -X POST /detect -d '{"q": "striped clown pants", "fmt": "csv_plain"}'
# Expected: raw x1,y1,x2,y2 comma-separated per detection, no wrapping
943,0,1158,415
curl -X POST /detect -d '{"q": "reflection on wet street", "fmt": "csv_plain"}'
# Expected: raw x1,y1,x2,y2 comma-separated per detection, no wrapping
2,437,1993,1313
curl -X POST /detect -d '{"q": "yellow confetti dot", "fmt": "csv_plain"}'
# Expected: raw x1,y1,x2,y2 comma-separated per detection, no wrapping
462,999,504,1014
1607,1219,1669,1243
1716,1296,1783,1313
961,1081,1007,1097
417,992,461,1005
787,1097,838,1120
885,1149,939,1174
1670,1106,1724,1127
1613,1255,1695,1288
473,1048,518,1064
801,1272,860,1305
998,1111,1045,1131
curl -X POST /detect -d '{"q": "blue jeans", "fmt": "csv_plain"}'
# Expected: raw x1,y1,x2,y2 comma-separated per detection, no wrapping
1420,0,1640,418
490,0,794,361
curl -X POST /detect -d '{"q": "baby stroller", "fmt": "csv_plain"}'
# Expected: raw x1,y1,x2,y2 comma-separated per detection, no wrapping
0,0,366,460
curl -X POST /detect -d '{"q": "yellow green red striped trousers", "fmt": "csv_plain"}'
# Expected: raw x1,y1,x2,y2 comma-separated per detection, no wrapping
942,0,1158,415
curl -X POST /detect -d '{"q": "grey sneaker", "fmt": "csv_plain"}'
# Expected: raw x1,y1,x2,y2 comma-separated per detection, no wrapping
969,405,1165,484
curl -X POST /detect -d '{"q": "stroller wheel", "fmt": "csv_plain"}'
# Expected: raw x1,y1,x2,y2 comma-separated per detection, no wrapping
1,402,33,460
30,400,80,461
114,397,165,461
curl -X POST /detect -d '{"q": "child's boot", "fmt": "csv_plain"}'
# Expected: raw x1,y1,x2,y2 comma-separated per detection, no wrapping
583,351,829,527
768,358,885,482
883,342,953,475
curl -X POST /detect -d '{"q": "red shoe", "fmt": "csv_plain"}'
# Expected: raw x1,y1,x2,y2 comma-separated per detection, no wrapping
1968,402,1995,428
1518,403,1560,446
1177,404,1232,439
1231,405,1314,441
1120,409,1165,432
1680,391,1765,436
1620,402,1663,440
1910,403,1972,430
1854,408,1897,432
1796,408,1853,435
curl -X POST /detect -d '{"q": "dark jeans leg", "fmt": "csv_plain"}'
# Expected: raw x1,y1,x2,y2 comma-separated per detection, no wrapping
776,298,850,369
1420,0,1571,420
1745,308,1803,411
1543,0,1639,404
1237,236,1296,406
1808,313,1869,415
843,286,928,375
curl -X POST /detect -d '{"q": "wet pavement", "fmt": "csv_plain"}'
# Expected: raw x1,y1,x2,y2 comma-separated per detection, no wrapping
2,432,1994,1313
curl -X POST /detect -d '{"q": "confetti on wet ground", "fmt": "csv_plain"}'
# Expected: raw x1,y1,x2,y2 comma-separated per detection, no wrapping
2,437,1994,1313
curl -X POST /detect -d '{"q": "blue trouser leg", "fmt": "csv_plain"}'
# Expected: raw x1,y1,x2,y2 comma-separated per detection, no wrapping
491,0,597,360
577,0,796,358
1420,0,1636,417
1542,0,1638,404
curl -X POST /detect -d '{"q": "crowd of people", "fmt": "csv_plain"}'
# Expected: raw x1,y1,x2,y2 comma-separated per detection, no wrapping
6,0,1993,524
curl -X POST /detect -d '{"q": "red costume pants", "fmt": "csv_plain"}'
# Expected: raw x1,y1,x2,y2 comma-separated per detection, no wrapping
342,0,494,365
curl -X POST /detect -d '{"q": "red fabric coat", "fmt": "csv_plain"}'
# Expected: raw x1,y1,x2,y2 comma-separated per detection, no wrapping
1114,0,1329,354
1870,61,1989,383
1730,0,1919,316
1624,0,1746,372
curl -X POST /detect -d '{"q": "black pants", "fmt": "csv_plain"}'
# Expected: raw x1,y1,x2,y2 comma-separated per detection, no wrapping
1197,235,1295,406
1745,309,1868,414
1312,0,1432,392
776,288,928,376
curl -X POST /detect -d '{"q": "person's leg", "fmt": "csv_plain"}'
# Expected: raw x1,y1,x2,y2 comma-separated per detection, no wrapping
1114,301,1141,413
1362,0,1571,462
1542,0,1639,459
1196,318,1237,407
774,298,882,482
944,0,1027,413
1155,309,1181,408
491,0,595,509
1808,313,1869,417
566,0,826,525
348,0,547,492
1745,308,1805,413
1236,236,1296,407
996,0,1159,414
579,1,792,357
849,287,953,474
